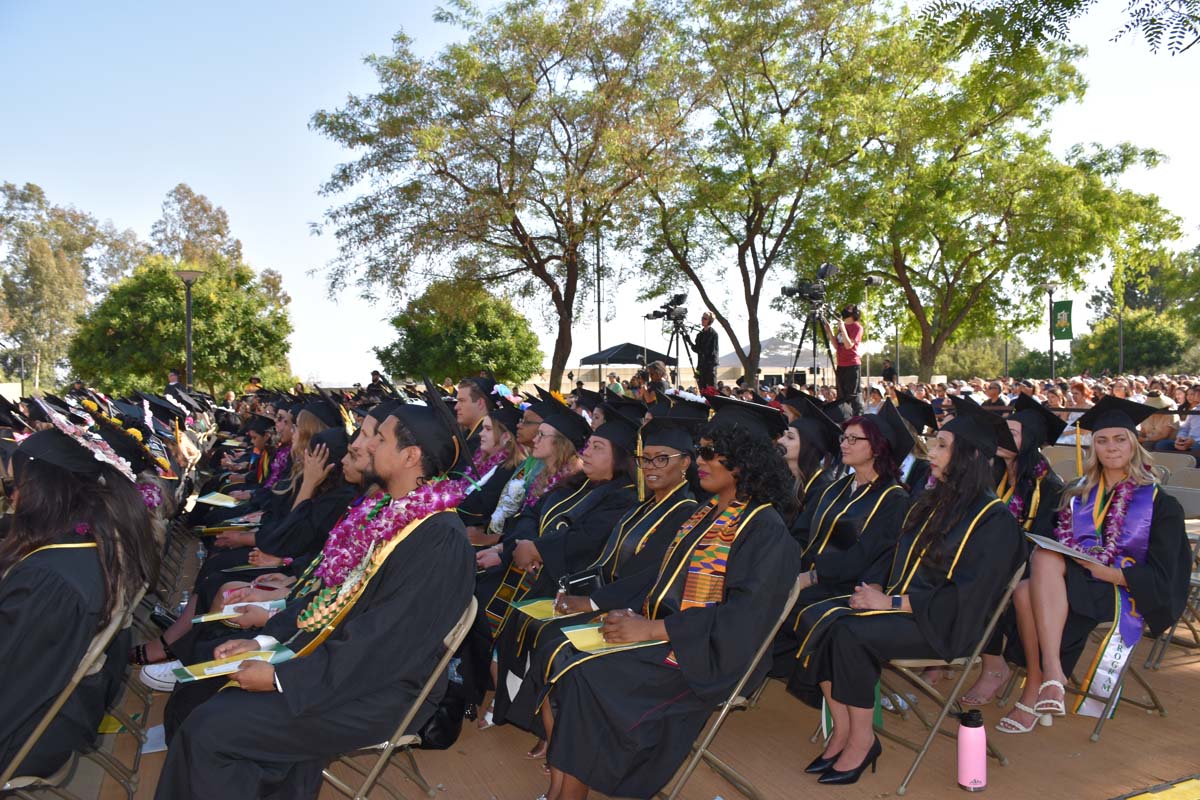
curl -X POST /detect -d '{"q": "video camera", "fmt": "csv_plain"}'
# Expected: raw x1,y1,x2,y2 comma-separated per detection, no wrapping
780,262,839,309
645,293,689,322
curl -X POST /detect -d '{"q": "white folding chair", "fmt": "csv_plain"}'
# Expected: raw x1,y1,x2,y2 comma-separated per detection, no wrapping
881,565,1025,796
1166,468,1200,490
321,596,478,800
1151,452,1198,473
657,573,804,800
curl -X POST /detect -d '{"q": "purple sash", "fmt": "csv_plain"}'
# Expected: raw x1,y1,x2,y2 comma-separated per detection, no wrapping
1064,483,1155,646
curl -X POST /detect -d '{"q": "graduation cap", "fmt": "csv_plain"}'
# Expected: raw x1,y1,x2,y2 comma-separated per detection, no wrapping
0,394,30,431
574,387,604,413
822,399,852,425
301,398,342,429
489,397,524,434
540,408,593,450
385,377,471,476
591,406,640,453
309,427,350,467
136,392,188,426
606,394,649,422
942,394,1015,458
1009,393,1067,449
1075,395,1158,434
465,376,499,411
245,414,275,436
785,393,841,454
17,429,105,477
95,416,156,475
866,400,917,458
895,391,937,436
707,395,788,440
641,400,708,453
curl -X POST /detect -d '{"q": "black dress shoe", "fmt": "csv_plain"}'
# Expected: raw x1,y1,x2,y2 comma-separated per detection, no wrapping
804,751,842,774
817,737,882,785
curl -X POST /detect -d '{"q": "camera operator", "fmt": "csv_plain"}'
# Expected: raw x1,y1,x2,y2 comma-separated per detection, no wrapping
684,311,719,390
821,304,864,416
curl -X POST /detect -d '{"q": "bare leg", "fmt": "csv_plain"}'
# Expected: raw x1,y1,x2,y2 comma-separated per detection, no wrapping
1001,581,1041,728
557,772,589,800
960,654,1012,705
1028,549,1069,707
140,596,196,662
820,681,850,758
831,706,876,771
546,765,565,800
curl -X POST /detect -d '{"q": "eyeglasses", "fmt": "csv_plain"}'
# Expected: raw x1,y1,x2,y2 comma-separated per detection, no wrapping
695,445,725,462
520,418,539,426
839,433,868,445
635,452,687,469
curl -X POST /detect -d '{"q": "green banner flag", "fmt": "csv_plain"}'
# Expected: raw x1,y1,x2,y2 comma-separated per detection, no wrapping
1052,299,1073,340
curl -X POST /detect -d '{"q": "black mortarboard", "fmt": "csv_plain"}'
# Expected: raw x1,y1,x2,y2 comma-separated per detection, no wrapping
17,428,103,476
95,417,156,474
1075,395,1158,434
640,401,707,453
466,376,498,411
535,386,569,415
385,378,470,476
309,427,350,467
707,395,788,440
591,408,640,453
489,397,524,435
606,394,649,422
822,399,852,425
868,400,917,458
1010,393,1067,449
302,398,342,429
541,409,593,450
574,387,604,413
136,391,188,425
943,395,1015,458
786,393,841,454
895,391,938,435
245,414,275,436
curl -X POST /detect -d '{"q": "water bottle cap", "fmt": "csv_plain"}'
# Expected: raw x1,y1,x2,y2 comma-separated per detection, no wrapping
960,708,984,727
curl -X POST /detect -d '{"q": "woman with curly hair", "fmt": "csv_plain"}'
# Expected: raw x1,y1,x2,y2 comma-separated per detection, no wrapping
538,396,801,800
786,397,1024,785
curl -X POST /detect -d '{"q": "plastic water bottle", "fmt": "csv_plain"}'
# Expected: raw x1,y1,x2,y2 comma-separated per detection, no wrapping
175,590,191,617
957,708,987,792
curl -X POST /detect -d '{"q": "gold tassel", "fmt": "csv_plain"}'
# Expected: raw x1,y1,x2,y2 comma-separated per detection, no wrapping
636,428,646,502
1074,421,1083,478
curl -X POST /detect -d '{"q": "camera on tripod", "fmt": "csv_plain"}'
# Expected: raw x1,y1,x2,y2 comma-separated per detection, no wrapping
645,293,689,322
780,262,839,310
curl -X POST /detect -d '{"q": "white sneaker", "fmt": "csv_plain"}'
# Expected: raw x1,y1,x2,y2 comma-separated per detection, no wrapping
140,660,183,692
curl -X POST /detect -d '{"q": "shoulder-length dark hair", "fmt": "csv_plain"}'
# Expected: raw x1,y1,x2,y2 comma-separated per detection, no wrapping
560,442,636,492
0,457,157,628
903,435,993,559
843,415,901,484
703,422,799,518
792,427,830,489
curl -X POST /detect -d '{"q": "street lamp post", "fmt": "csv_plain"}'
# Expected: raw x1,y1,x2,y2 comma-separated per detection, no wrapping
1038,282,1060,382
174,269,205,389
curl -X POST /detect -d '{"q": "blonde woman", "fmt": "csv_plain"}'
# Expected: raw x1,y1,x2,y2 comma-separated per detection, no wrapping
997,396,1189,734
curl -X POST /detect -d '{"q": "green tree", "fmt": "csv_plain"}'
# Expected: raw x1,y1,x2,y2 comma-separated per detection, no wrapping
633,0,880,381
150,183,243,264
375,278,543,386
931,335,1027,380
828,33,1180,380
1010,348,1073,380
1088,246,1200,337
1071,307,1186,375
68,256,292,396
312,0,688,390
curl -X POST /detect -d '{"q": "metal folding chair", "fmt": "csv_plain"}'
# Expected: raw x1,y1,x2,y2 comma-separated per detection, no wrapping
656,573,804,800
321,596,478,800
1064,622,1167,742
881,564,1025,796
1,599,129,798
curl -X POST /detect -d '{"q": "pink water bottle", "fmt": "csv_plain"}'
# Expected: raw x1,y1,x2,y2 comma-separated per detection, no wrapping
957,708,987,792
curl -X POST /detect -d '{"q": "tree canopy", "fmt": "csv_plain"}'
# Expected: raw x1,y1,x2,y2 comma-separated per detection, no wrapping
375,278,543,386
68,256,293,396
1071,306,1188,375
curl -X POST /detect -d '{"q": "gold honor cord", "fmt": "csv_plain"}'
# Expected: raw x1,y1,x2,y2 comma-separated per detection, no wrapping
802,467,826,497
9,542,99,577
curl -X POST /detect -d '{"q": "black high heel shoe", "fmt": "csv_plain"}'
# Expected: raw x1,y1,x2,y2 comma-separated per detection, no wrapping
817,737,881,785
804,750,842,774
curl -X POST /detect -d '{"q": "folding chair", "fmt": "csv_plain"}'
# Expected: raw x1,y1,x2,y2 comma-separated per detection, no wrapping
1142,486,1200,668
656,573,804,800
1064,622,1167,743
321,596,478,800
1150,452,1198,473
881,564,1025,796
1,600,129,799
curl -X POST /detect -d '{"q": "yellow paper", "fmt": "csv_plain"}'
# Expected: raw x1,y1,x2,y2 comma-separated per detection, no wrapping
562,623,665,655
172,650,280,682
197,492,239,508
191,611,242,623
513,598,558,621
197,524,254,535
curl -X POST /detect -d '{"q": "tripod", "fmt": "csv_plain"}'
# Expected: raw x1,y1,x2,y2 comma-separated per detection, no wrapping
666,320,699,387
787,306,836,388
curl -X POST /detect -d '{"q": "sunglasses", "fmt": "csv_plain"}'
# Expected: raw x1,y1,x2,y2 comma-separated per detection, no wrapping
696,445,725,462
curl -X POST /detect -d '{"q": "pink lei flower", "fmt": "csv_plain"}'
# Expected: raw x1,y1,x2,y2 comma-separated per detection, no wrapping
523,463,574,509
1054,478,1136,566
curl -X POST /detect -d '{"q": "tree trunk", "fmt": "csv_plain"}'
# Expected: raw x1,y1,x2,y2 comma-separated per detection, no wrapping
917,336,938,382
33,350,41,391
548,303,573,392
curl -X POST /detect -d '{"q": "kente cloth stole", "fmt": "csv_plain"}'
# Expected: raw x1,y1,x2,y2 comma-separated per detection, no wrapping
1071,483,1156,717
679,500,748,611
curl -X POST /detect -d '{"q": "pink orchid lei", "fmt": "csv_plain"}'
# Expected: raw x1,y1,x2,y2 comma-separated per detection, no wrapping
138,482,163,510
1007,458,1049,520
1054,478,1136,566
467,447,507,486
523,462,574,509
315,478,467,586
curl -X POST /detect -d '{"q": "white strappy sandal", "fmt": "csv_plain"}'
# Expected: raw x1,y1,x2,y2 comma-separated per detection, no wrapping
1034,679,1067,716
995,702,1052,734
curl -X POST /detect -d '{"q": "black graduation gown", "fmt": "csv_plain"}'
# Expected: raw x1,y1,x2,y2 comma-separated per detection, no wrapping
786,493,1023,709
795,467,836,519
156,511,475,800
0,538,124,777
903,457,931,498
490,483,698,733
1005,487,1190,674
771,475,909,677
456,463,518,529
545,502,800,799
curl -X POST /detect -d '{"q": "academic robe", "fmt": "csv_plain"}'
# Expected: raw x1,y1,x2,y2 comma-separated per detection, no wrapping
156,510,475,800
786,492,1023,709
457,463,518,529
0,537,126,777
771,475,909,677
545,501,800,799
903,456,931,499
794,467,836,518
491,483,698,734
1005,487,1189,674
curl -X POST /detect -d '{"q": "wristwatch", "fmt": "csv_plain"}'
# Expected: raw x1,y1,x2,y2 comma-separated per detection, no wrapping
891,595,903,610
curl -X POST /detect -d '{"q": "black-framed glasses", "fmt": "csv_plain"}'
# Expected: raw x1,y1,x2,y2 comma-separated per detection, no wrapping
839,433,868,445
696,445,724,462
635,452,687,469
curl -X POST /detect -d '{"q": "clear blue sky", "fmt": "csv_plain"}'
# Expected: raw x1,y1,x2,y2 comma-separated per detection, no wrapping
1,1,1195,384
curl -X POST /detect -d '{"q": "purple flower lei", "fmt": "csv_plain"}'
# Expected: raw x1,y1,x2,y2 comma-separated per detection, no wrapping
523,463,574,509
138,482,163,510
315,478,468,586
1054,477,1136,566
1007,458,1049,520
265,444,292,489
468,447,507,485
